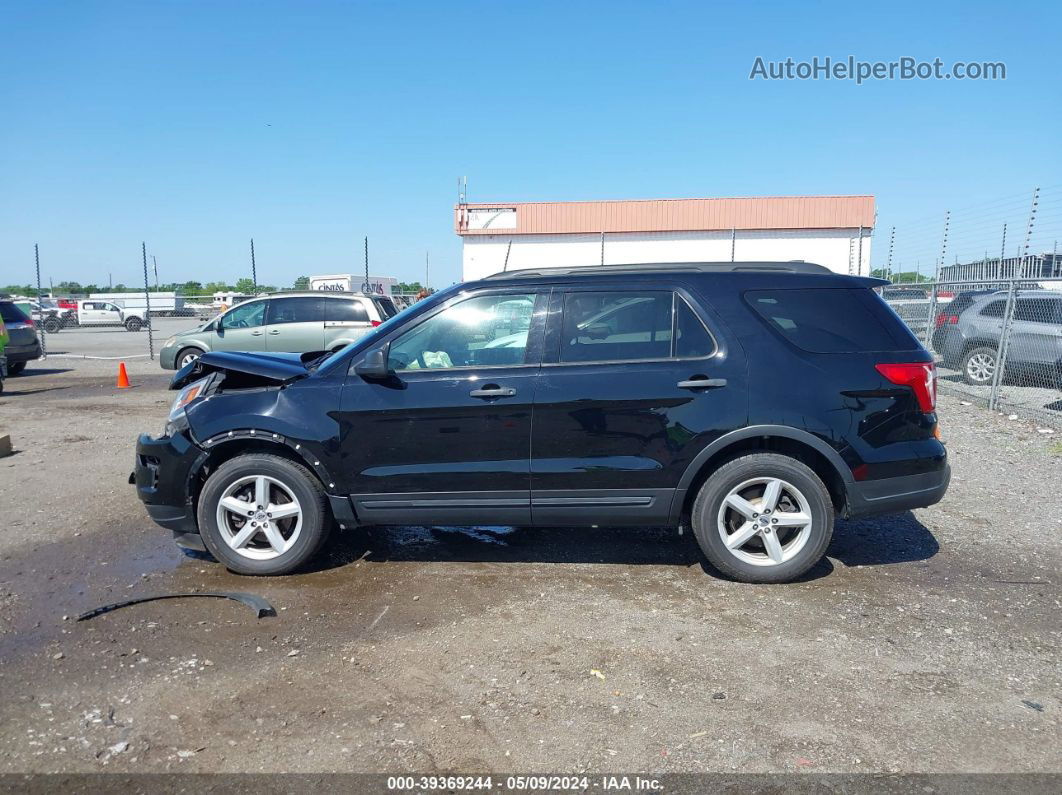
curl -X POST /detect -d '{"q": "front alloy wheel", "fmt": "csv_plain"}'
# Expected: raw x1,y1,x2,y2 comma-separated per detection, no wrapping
197,453,330,575
215,475,303,561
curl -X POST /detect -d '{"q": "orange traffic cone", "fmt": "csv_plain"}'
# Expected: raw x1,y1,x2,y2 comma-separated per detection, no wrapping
116,362,131,389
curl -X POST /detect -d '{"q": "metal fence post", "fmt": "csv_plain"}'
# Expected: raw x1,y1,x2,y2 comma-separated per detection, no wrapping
34,243,46,360
988,279,1016,411
141,242,154,360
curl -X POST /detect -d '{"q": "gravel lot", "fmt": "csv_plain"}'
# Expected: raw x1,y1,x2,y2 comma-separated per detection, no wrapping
0,358,1059,775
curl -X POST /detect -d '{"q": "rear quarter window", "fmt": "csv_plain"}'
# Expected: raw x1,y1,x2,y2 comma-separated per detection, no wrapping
0,302,30,324
745,288,918,353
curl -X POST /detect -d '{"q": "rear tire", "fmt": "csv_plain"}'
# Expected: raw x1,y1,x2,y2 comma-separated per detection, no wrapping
43,318,62,334
962,346,997,386
125,317,143,332
196,454,330,575
691,453,833,584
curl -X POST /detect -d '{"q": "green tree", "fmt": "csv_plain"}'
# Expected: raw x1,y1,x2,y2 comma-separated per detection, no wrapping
234,277,257,294
293,275,310,290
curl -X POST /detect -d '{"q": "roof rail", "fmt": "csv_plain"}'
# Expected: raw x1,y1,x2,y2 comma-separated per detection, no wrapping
482,261,832,280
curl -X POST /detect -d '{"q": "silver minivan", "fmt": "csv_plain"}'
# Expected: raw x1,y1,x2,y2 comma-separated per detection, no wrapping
160,292,400,369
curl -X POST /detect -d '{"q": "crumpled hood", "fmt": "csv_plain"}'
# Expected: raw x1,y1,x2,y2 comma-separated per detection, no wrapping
170,350,309,390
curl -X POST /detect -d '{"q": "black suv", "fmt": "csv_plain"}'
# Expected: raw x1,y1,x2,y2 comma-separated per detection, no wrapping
133,262,950,583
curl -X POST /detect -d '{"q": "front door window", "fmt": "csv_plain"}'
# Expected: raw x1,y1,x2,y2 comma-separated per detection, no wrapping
388,293,536,371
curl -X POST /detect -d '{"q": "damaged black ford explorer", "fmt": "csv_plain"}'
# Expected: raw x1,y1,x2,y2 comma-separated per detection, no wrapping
133,262,950,583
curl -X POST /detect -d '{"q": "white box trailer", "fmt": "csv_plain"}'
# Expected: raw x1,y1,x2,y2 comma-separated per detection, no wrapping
89,292,189,316
310,274,397,297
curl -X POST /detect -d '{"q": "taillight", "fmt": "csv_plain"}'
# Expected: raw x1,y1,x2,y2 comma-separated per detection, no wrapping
934,314,959,327
875,362,937,413
370,320,381,327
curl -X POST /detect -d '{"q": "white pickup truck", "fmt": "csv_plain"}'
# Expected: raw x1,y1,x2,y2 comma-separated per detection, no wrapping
76,300,149,332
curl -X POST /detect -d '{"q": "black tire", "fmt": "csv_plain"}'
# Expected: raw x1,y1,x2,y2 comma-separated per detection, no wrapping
691,453,833,584
961,345,997,386
125,317,143,332
175,347,202,369
196,453,330,575
43,318,62,334
8,362,26,375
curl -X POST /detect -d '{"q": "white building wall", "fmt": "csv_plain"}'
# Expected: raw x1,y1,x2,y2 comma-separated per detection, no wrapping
462,229,871,281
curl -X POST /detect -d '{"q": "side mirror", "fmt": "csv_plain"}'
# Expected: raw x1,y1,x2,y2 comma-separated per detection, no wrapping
355,345,392,379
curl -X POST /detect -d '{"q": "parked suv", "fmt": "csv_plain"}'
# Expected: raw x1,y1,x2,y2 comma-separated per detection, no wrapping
159,291,398,369
133,262,950,583
939,290,1062,387
0,301,43,375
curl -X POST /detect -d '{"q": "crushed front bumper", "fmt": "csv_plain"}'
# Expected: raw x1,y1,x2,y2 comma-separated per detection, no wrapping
131,431,207,537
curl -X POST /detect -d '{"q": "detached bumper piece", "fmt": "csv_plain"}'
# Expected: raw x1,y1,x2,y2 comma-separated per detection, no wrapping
132,432,206,535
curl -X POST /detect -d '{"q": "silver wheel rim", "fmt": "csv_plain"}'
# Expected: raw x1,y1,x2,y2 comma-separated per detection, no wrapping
180,351,200,367
717,477,813,567
967,352,994,383
215,475,303,561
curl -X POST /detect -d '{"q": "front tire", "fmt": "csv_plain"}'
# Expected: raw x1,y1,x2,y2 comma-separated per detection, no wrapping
125,317,143,332
196,454,330,575
962,346,997,386
8,362,26,375
43,318,62,334
176,347,202,369
691,453,833,584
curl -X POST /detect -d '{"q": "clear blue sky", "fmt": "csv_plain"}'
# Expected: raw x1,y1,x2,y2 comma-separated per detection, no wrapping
1,0,1059,289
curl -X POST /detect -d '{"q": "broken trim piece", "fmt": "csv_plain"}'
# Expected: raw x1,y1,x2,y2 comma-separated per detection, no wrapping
76,592,277,621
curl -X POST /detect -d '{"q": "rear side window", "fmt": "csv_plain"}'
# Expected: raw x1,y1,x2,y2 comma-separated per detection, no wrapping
266,297,327,325
746,288,915,353
1013,297,1060,323
979,300,1005,318
373,297,398,319
326,298,370,323
560,291,673,363
0,302,30,324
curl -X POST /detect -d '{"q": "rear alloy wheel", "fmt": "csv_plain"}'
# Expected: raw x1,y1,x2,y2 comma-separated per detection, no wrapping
692,453,833,583
176,348,202,368
962,346,997,386
197,454,330,575
125,317,143,332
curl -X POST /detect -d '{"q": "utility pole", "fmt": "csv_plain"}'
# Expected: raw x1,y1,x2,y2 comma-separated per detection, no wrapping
35,244,46,359
364,236,370,293
425,251,430,290
250,238,257,293
141,242,155,360
885,226,895,281
152,255,159,291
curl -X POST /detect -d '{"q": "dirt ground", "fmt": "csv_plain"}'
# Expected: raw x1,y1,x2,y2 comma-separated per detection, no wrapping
0,358,1059,775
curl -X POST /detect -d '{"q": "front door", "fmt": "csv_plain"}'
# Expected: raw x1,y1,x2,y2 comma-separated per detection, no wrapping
264,296,327,352
530,285,748,525
213,299,268,353
339,289,547,525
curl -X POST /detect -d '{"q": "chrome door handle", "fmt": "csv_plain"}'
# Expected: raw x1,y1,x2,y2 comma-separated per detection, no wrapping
677,377,727,389
469,385,517,399
268,330,280,335
250,331,263,336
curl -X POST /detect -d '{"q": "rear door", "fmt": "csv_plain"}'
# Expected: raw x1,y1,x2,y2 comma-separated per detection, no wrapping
213,299,268,352
530,284,747,526
264,296,327,352
1008,297,1062,367
323,296,375,348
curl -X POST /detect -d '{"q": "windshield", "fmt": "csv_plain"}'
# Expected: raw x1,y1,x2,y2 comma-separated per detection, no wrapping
315,283,463,373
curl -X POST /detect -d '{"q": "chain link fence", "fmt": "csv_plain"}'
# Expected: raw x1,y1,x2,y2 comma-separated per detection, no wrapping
879,275,1062,427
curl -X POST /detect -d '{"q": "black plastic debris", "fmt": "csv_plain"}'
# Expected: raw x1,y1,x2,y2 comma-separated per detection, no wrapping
77,592,277,621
